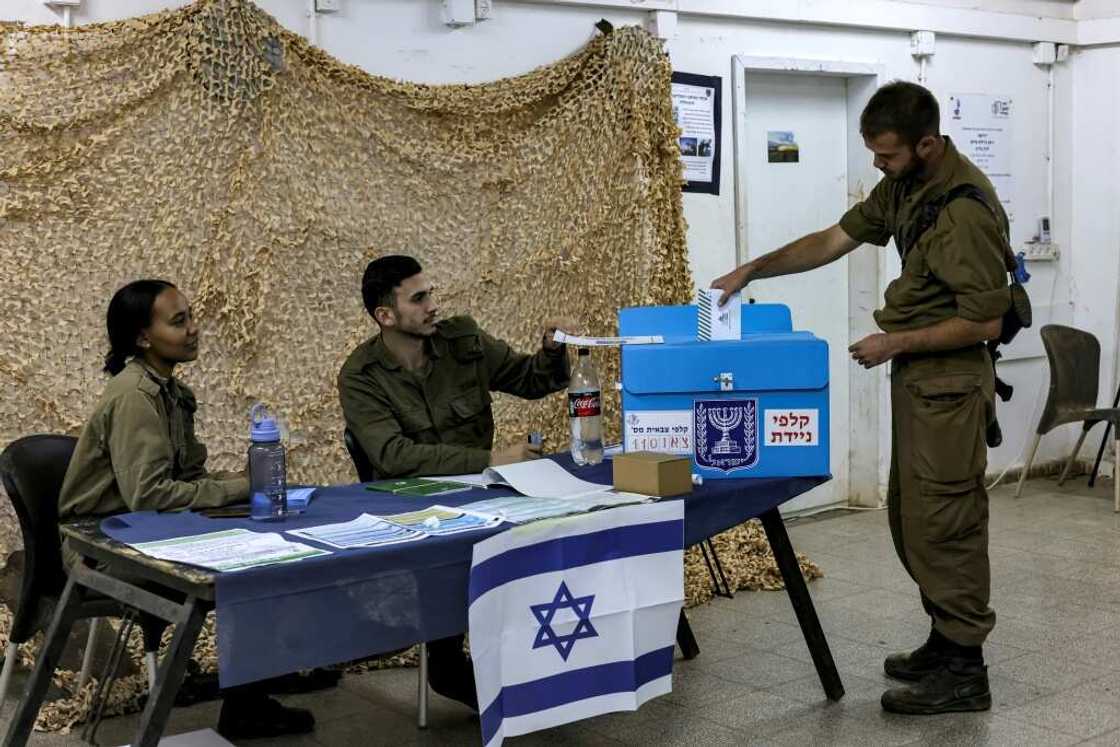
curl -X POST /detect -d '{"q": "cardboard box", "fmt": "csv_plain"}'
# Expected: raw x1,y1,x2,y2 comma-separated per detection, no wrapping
613,451,692,497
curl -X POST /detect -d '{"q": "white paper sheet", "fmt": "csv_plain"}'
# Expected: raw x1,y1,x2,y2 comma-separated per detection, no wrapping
286,514,426,549
463,491,650,525
118,728,233,747
130,529,328,572
697,289,741,341
482,459,612,499
552,331,663,347
381,505,502,536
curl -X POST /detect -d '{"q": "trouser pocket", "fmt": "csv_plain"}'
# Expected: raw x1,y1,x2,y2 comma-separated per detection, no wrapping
906,373,988,484
920,477,986,544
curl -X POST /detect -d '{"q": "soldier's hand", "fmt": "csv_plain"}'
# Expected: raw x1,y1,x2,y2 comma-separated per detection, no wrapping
542,317,581,350
489,442,543,466
710,266,751,307
849,333,901,369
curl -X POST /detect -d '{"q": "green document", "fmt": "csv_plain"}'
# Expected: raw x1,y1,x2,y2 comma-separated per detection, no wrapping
366,478,473,497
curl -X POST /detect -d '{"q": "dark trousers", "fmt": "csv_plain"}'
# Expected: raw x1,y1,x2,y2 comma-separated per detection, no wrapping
888,345,996,648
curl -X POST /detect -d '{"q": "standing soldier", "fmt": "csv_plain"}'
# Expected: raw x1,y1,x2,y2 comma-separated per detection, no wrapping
712,81,1013,715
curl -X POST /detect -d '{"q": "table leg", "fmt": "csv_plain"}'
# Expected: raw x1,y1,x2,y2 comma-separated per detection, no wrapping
3,576,84,746
132,596,207,747
417,642,429,729
675,609,700,660
758,508,844,701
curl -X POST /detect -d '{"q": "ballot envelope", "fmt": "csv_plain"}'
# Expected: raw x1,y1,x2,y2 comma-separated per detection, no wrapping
618,303,830,480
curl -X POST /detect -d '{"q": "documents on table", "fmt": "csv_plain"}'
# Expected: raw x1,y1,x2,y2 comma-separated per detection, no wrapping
287,514,426,549
366,477,473,497
479,459,611,499
130,529,328,572
431,473,488,488
285,487,316,513
697,289,741,341
288,507,502,549
463,491,650,525
552,331,663,347
382,506,502,536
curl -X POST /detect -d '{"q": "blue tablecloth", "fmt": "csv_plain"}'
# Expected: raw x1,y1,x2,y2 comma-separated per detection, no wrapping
99,456,828,687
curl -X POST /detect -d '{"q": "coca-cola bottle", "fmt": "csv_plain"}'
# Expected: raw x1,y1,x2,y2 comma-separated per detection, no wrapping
568,348,603,466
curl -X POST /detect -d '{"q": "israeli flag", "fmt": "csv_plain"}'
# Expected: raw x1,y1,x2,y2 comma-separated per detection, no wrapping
468,501,685,747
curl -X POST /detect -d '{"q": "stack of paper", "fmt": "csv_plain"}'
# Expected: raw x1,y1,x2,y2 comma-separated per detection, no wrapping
287,514,426,549
287,507,502,549
130,529,328,573
463,492,650,525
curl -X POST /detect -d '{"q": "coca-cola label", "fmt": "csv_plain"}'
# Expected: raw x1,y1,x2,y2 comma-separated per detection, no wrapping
568,392,601,418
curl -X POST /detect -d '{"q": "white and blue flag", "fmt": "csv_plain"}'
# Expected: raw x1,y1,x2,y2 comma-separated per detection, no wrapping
468,501,685,746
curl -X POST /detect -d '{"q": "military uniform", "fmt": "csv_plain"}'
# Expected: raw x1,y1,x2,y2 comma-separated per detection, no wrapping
338,315,570,478
840,137,1011,648
60,359,248,520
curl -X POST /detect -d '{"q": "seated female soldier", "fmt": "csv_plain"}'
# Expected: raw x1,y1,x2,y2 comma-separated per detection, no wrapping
58,279,319,739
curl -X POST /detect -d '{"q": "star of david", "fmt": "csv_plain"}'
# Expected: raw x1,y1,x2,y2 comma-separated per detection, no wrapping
530,581,598,661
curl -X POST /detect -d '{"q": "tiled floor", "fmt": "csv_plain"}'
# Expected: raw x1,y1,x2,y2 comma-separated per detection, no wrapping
6,475,1120,745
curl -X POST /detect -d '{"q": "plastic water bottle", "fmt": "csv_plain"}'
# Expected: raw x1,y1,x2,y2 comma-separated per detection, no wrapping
248,403,287,521
568,348,604,466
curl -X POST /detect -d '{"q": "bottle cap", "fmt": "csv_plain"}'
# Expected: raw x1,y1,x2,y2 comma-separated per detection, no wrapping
249,402,281,443
578,347,590,356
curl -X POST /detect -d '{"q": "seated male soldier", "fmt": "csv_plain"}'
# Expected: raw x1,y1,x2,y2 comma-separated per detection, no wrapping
338,254,574,707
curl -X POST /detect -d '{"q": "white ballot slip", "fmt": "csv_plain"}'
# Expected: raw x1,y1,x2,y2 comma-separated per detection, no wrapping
552,331,663,347
479,459,612,499
697,289,741,341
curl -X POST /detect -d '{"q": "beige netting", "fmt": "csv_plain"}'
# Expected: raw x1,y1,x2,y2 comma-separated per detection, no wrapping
0,0,690,478
0,4,826,730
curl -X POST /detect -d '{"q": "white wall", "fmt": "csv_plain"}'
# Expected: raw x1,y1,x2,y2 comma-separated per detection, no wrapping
1071,44,1120,451
6,0,1114,499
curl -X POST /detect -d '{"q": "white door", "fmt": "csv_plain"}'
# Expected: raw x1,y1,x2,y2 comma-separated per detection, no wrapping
742,72,851,514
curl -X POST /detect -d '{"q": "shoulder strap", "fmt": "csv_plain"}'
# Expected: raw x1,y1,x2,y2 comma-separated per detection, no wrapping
895,183,1017,273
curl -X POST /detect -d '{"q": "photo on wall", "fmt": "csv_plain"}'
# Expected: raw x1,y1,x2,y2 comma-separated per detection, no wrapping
767,130,799,163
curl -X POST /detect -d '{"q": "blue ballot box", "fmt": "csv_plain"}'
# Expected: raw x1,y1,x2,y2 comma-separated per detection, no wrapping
618,303,829,480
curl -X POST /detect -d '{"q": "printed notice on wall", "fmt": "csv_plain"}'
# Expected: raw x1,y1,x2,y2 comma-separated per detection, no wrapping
624,410,694,455
945,93,1014,221
671,72,722,195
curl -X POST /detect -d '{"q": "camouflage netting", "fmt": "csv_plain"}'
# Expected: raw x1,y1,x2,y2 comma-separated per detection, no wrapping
0,0,689,479
0,0,822,731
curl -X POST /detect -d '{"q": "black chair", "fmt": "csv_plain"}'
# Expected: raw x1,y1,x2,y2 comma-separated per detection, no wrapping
1015,325,1120,511
343,427,375,483
0,435,163,708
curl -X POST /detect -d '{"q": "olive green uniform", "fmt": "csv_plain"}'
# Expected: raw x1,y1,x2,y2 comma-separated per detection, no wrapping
338,315,570,478
58,359,248,567
840,138,1011,647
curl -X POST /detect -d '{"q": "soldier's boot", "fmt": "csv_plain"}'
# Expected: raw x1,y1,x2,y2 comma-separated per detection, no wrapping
881,658,991,715
884,630,948,682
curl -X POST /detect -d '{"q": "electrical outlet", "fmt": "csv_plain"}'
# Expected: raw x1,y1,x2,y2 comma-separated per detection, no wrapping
910,30,935,57
475,0,493,20
443,0,475,26
1022,242,1060,261
315,0,341,12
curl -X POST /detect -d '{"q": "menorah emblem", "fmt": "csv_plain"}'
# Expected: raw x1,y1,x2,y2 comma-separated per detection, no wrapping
708,407,743,455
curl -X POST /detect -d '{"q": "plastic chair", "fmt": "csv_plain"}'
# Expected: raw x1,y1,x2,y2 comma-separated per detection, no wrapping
0,435,162,706
1015,325,1120,511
